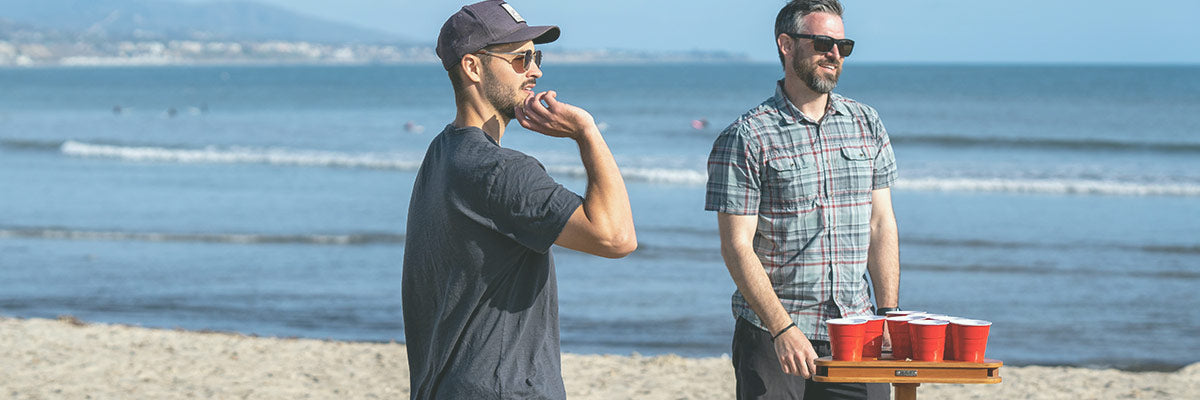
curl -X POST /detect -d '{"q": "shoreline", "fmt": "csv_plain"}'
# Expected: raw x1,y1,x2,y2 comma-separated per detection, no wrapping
2,316,1197,399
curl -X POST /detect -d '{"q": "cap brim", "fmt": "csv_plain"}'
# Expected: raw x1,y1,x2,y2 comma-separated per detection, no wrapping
490,25,560,47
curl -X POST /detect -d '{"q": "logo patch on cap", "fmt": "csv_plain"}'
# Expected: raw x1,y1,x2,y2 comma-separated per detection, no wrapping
500,3,525,23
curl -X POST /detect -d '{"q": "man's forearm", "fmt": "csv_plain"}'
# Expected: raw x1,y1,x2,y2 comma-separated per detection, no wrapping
722,242,796,335
867,215,899,308
574,127,634,246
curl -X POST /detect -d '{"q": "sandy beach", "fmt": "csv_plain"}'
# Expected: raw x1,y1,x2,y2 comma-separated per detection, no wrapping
1,316,1196,399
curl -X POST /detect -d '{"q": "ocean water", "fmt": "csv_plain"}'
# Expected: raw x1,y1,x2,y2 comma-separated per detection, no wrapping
1,64,1198,370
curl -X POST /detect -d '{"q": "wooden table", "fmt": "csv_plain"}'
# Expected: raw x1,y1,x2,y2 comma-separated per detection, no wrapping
813,356,1002,400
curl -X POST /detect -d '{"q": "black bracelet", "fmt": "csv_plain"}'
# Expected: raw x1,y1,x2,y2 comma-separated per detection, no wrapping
771,322,796,342
875,307,901,316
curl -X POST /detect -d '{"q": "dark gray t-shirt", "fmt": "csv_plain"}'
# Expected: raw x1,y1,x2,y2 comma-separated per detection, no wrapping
402,125,583,399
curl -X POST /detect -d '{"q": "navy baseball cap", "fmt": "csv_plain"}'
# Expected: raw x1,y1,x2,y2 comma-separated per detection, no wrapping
436,1,560,71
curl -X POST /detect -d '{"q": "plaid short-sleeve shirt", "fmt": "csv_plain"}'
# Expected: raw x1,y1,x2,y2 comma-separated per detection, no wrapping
705,80,897,341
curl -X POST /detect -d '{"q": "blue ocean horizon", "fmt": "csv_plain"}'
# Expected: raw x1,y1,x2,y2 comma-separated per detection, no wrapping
1,63,1197,371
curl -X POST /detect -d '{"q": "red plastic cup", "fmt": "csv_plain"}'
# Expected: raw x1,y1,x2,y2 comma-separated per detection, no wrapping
885,315,923,360
909,319,949,361
825,318,868,361
861,316,887,358
952,319,992,362
923,315,960,361
941,317,973,361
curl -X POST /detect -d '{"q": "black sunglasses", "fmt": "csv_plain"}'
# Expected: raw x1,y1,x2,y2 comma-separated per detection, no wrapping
785,33,854,57
475,49,543,72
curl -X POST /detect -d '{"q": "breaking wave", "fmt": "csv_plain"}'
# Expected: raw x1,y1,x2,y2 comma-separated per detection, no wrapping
9,140,1200,196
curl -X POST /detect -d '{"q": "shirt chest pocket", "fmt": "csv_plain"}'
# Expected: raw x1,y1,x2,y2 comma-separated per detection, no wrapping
837,146,875,192
764,155,817,208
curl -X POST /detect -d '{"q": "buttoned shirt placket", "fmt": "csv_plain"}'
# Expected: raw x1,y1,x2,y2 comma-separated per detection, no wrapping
795,99,846,320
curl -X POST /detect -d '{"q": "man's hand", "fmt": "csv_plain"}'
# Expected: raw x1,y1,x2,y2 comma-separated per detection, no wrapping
773,328,819,378
515,90,596,139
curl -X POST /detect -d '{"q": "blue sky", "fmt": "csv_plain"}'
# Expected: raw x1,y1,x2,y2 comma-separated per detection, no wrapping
198,0,1200,64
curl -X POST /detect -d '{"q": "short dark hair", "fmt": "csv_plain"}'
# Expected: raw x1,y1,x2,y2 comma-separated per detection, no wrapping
774,0,844,66
448,67,466,98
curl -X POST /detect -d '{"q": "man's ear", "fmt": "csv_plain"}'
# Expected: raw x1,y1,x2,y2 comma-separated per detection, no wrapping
777,33,794,61
460,54,485,84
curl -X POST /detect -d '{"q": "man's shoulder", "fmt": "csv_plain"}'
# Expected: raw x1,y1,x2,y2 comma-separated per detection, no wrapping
438,126,540,173
831,93,881,119
721,97,788,138
479,144,543,175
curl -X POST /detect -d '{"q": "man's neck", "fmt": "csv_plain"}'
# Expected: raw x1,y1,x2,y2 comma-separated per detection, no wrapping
453,102,508,144
783,76,829,123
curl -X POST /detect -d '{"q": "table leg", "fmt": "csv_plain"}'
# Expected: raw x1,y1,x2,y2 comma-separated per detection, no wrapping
893,383,920,400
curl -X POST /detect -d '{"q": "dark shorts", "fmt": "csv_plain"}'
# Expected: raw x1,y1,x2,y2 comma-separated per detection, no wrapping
732,318,890,400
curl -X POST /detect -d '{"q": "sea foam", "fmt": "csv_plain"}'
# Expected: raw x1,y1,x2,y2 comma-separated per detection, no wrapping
60,140,422,171
58,141,1200,196
896,177,1200,197
0,226,404,245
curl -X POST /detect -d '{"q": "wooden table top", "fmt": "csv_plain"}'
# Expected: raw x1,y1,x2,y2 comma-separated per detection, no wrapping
813,356,1003,384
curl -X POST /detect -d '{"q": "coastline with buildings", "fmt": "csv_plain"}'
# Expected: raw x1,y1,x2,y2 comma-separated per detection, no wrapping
0,0,749,67
0,38,749,67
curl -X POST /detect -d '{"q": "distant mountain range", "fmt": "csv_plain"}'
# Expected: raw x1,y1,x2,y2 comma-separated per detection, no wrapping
0,0,407,44
0,0,750,66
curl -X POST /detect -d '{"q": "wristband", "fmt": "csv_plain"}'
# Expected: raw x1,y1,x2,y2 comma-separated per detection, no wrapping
875,307,901,316
770,322,796,342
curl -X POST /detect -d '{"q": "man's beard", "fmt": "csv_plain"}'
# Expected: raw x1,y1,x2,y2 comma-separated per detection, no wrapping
482,69,528,121
793,50,841,93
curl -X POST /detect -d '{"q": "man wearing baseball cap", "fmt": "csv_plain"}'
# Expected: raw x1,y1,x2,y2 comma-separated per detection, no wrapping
402,1,637,398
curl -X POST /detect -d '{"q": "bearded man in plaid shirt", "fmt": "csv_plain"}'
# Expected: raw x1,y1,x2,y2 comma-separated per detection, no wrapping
705,1,899,399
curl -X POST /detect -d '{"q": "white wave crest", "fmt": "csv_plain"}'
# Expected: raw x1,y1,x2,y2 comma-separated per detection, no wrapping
547,165,708,185
60,141,423,171
896,178,1200,197
57,141,1200,196
60,140,711,185
0,227,405,245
